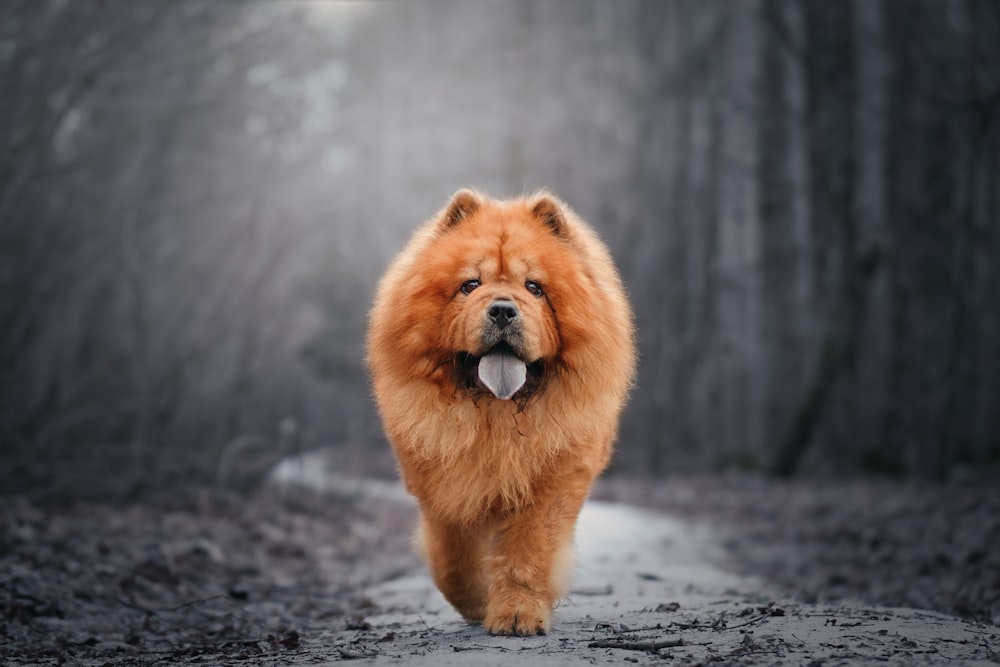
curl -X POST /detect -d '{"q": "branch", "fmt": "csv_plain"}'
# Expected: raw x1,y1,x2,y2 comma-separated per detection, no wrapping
588,638,685,652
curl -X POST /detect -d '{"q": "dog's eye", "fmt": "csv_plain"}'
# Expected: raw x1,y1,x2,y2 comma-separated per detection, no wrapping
525,280,543,297
460,279,481,295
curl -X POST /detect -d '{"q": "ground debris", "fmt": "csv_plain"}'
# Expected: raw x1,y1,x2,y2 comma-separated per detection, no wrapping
345,614,372,631
0,486,419,665
588,637,685,652
337,644,379,659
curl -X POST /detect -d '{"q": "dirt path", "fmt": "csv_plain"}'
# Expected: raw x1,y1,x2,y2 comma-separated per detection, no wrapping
3,455,997,665
272,456,1000,665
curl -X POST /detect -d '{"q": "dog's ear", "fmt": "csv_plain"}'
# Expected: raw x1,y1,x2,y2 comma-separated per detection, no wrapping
441,189,482,228
530,194,568,239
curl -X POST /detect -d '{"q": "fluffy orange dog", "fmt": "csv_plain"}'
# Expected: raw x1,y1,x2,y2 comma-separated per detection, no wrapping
367,190,635,636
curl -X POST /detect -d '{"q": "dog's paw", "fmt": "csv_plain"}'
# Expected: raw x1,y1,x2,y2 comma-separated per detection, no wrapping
484,598,551,636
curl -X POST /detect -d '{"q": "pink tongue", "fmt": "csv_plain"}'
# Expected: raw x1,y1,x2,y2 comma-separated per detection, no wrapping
477,349,527,400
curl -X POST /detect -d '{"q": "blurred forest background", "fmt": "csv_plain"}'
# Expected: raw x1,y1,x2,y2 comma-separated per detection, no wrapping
2,0,999,500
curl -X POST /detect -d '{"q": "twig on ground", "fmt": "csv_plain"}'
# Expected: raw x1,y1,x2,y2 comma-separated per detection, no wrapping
729,649,784,658
724,613,771,630
588,637,685,652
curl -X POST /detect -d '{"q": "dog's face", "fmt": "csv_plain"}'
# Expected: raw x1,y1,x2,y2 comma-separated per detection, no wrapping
373,190,617,403
443,243,556,400
403,191,590,400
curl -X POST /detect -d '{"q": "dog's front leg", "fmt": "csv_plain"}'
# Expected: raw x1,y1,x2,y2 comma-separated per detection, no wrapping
483,478,589,636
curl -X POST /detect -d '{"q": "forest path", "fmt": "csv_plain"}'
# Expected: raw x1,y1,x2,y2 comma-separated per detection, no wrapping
271,457,996,665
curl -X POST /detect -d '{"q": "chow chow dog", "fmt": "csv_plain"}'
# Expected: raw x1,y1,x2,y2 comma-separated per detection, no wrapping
367,189,635,635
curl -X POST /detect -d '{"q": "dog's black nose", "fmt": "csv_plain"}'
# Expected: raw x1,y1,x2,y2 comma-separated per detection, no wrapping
487,300,518,329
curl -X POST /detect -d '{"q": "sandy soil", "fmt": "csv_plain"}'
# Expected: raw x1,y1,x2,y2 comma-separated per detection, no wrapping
2,451,998,665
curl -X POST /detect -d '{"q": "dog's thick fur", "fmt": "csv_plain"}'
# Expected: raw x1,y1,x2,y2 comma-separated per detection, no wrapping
367,190,635,635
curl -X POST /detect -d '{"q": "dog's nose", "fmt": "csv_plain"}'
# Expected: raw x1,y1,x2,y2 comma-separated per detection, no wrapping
487,300,518,329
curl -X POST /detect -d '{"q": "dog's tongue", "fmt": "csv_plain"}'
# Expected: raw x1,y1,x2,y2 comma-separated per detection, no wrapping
477,348,527,400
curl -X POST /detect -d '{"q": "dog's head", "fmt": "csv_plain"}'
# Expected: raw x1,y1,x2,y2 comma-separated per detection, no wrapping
430,190,581,400
369,189,632,405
